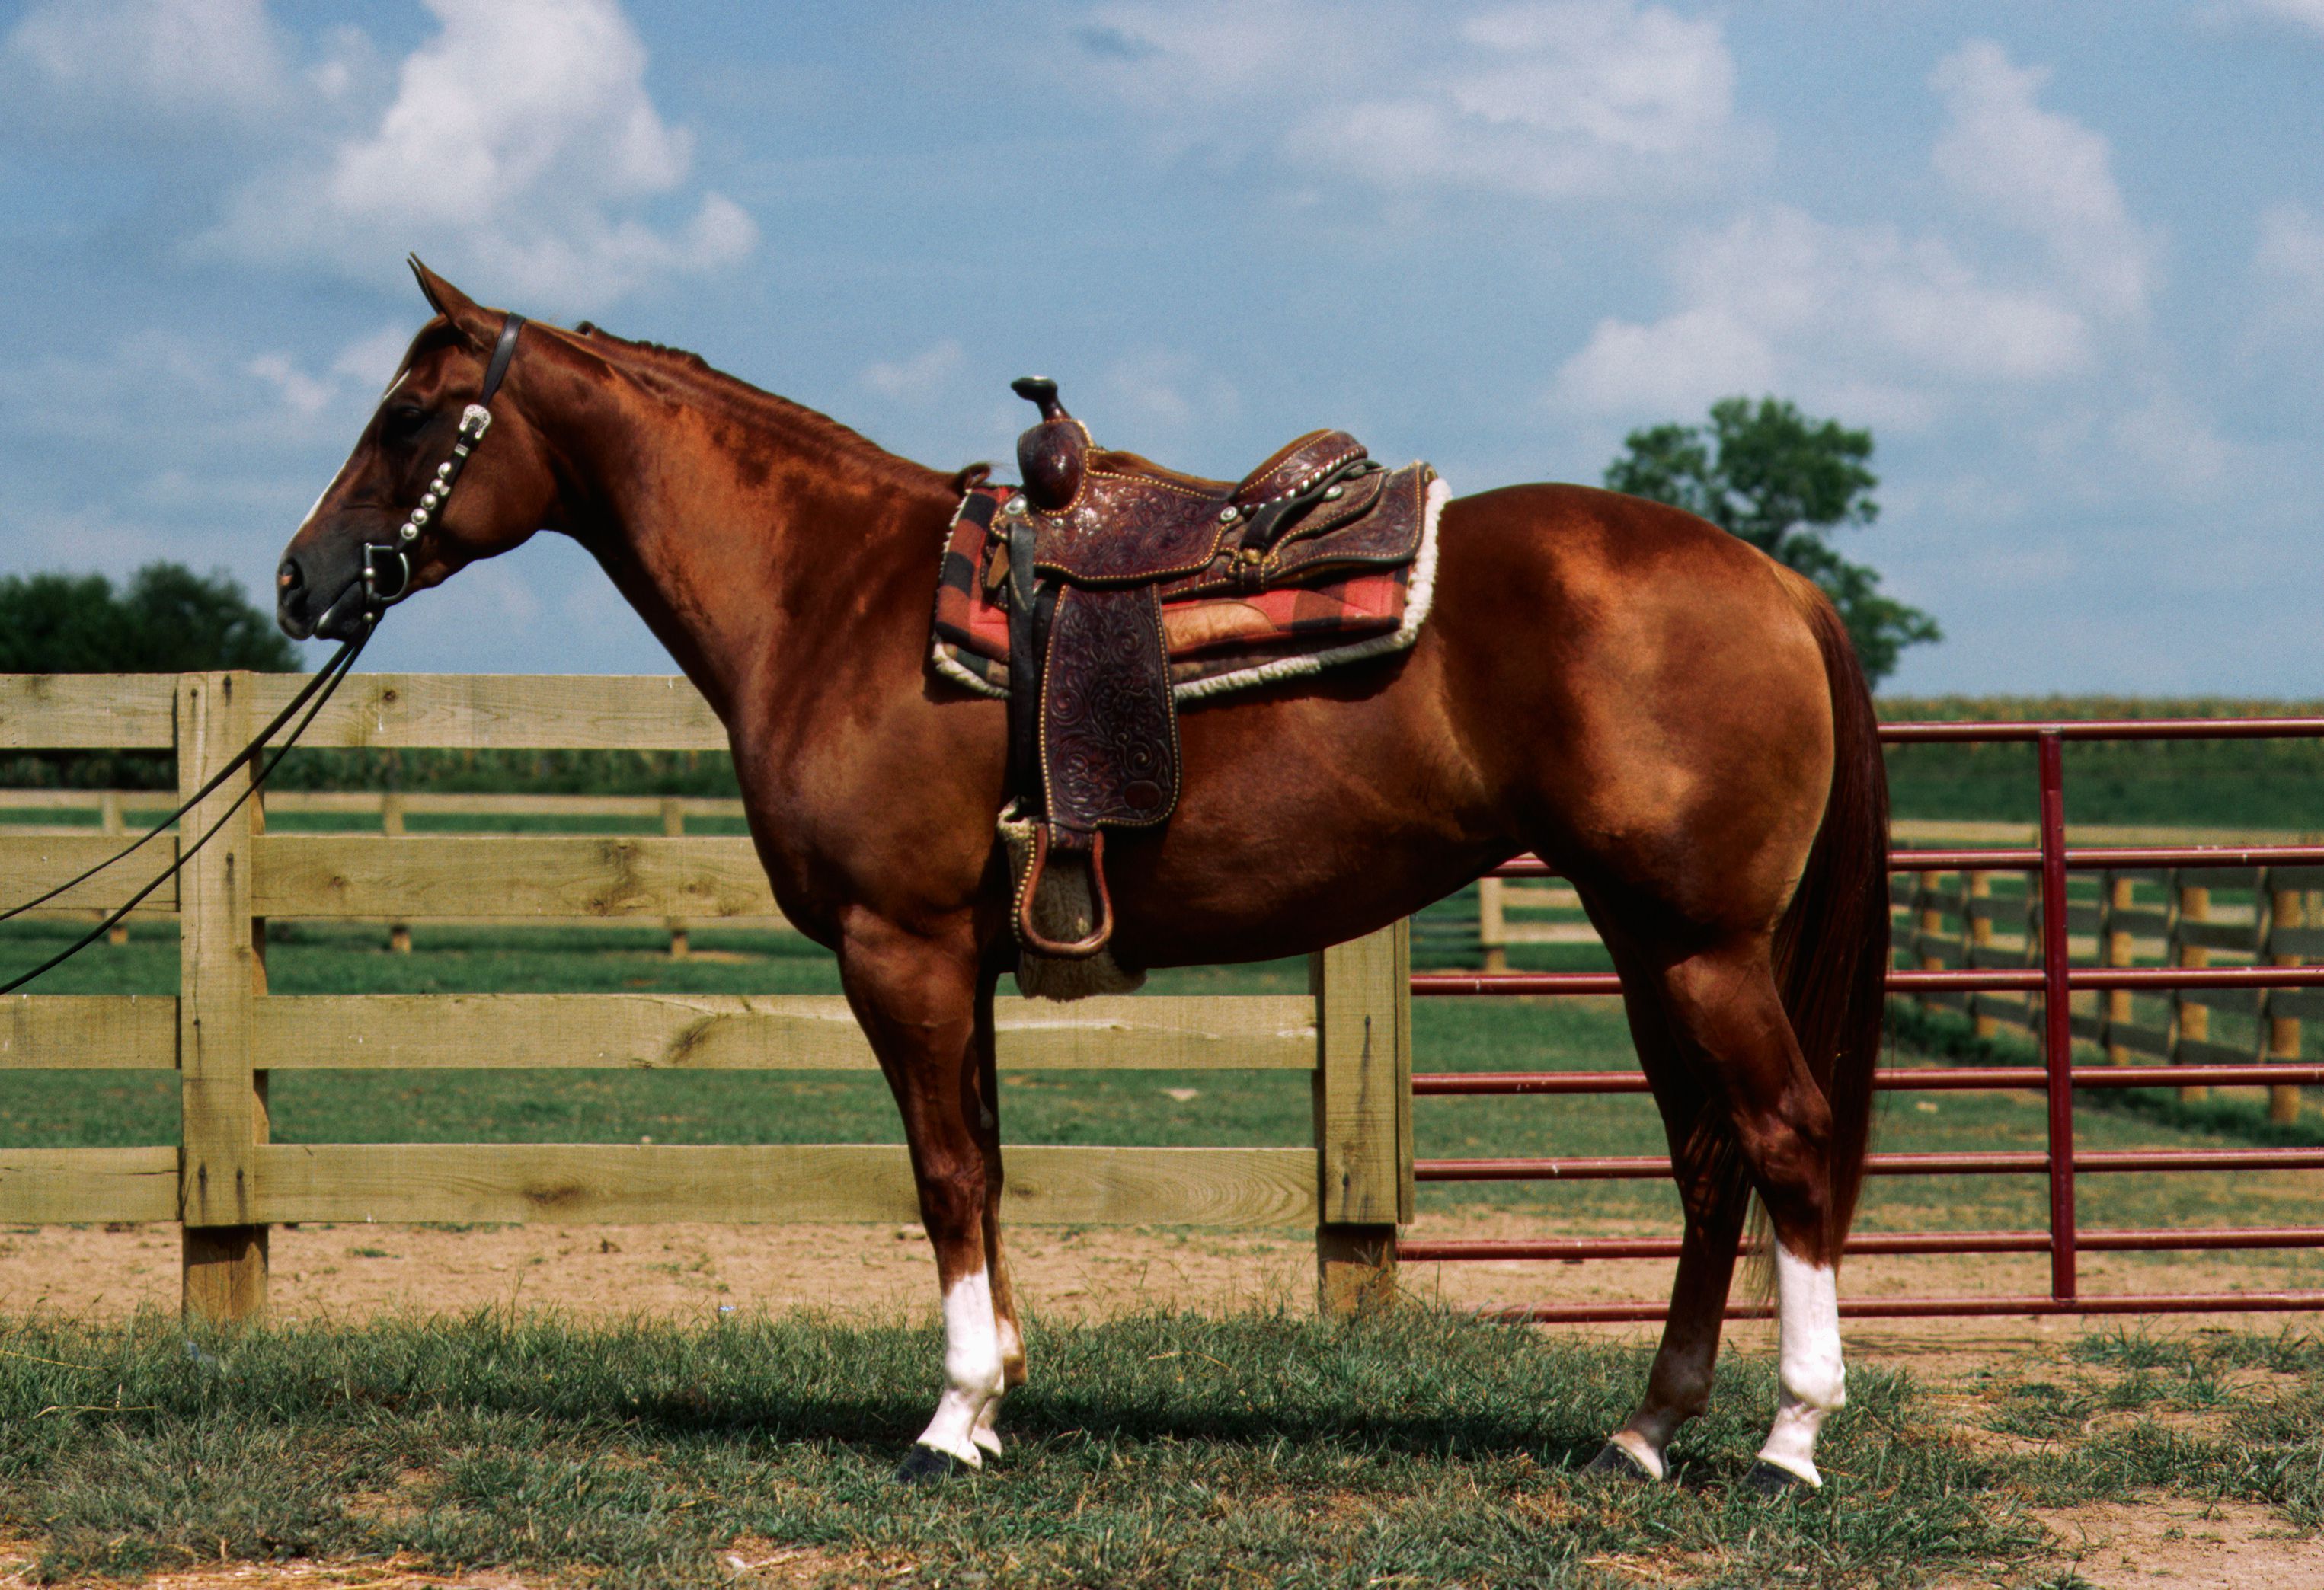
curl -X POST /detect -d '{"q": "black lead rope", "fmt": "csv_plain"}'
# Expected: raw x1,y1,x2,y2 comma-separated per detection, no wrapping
0,624,372,996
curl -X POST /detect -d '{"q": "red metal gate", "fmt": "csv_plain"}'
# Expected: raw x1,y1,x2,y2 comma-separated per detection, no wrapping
1402,716,2324,1321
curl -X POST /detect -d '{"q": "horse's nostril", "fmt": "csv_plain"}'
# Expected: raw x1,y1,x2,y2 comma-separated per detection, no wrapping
277,559,304,595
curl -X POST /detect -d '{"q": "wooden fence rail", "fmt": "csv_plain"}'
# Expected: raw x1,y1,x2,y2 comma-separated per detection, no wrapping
0,673,1411,1321
1894,861,2319,1121
0,787,784,956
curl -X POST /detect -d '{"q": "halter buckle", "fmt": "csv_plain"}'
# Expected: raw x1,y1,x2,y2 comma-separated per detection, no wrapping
362,541,414,608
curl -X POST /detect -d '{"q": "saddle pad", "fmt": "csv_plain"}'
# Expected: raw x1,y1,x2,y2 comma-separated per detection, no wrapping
931,475,1447,704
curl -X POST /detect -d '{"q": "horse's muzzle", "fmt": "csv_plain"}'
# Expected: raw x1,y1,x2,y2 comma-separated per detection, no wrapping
276,555,316,640
278,541,382,642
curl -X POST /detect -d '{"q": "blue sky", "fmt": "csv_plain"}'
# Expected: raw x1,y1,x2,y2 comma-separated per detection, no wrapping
2,1,2320,695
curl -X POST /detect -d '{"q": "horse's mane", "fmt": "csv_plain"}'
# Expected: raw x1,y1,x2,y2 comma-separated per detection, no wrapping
566,321,953,493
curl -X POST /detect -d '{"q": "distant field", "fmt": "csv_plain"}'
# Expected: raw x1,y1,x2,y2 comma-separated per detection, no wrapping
1880,694,2324,827
9,692,2324,827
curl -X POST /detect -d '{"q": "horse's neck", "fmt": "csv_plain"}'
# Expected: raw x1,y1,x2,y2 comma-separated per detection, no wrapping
555,376,950,728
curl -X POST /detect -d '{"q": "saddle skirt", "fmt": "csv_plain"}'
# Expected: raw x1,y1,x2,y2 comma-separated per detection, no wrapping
931,467,1445,704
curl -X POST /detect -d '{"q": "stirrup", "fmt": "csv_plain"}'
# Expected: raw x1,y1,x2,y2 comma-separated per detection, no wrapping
1016,826,1114,959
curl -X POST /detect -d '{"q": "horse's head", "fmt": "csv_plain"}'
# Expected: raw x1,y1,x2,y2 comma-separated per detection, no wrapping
277,260,561,640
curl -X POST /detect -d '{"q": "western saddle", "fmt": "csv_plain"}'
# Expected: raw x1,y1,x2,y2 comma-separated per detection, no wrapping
996,376,1427,959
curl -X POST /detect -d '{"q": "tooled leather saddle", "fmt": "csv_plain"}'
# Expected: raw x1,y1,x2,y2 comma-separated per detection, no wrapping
984,377,1437,959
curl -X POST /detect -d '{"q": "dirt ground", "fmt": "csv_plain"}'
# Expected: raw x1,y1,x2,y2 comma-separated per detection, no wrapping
6,1212,2323,1588
2008,1500,2324,1589
2,1206,2313,1346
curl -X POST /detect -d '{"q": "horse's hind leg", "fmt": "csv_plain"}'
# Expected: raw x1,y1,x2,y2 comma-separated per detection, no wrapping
1655,941,1849,1490
1589,959,1753,1482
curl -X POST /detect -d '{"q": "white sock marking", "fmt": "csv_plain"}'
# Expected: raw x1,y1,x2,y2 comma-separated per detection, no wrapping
969,1309,1022,1458
1756,1244,1846,1487
914,1269,1004,1467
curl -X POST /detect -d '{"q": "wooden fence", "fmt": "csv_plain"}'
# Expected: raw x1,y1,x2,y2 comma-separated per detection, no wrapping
0,673,1411,1322
1892,840,2321,1122
0,787,786,956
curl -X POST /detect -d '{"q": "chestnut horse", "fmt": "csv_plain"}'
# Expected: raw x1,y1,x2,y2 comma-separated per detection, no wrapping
277,264,1888,1490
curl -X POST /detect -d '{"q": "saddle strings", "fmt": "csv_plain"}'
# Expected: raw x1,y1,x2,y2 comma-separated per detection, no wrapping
0,624,371,996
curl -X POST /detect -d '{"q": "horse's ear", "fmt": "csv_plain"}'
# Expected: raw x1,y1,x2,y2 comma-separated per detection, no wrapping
408,256,495,347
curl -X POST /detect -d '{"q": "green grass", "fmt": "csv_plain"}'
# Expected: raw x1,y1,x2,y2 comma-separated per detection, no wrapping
4,1311,2320,1588
0,1307,2120,1588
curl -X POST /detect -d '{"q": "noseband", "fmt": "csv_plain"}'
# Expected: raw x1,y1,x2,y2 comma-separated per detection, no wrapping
359,311,527,612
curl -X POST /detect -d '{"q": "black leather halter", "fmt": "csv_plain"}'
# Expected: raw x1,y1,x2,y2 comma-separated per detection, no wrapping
356,311,526,615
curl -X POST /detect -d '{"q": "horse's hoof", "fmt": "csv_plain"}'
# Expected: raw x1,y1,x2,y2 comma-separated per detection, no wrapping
894,1445,967,1485
1743,1460,1814,1496
1583,1442,1661,1483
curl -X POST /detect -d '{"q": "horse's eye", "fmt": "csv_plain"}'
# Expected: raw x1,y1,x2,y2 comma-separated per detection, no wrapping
382,404,430,442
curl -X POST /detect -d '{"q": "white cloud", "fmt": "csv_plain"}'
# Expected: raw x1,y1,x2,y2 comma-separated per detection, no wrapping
203,0,755,310
245,325,417,420
1073,2,1347,110
329,326,417,392
244,353,334,419
2255,202,2324,326
1553,44,2156,429
2235,0,2324,38
860,340,965,405
1101,349,1242,439
7,0,292,124
1077,0,1749,200
1555,304,1776,420
1929,41,2152,319
2108,381,2244,493
1554,206,2090,425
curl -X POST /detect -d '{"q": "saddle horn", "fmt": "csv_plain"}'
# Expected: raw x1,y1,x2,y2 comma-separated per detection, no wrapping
1012,375,1087,512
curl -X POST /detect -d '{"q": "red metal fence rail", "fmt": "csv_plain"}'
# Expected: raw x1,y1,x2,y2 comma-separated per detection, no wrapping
1404,717,2324,1322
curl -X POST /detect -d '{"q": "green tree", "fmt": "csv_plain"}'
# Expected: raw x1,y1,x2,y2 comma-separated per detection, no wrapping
0,562,299,673
1604,395,1940,685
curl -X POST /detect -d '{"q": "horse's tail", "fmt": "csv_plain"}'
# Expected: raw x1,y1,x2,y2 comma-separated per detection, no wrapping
1772,580,1891,1259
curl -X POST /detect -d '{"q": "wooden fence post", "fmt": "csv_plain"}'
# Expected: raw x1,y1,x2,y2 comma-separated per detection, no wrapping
663,797,690,959
2269,880,2303,1125
1916,875,1945,1017
2105,873,2135,1065
1968,871,1997,1037
382,792,411,953
101,790,131,945
1477,876,1507,974
177,672,268,1322
2174,877,2209,1105
1312,920,1411,1317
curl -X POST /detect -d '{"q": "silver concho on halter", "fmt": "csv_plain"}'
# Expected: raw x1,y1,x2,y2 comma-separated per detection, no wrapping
365,401,497,610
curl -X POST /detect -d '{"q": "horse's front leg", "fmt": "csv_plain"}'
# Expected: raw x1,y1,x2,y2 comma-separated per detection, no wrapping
969,968,1028,1458
839,914,1009,1481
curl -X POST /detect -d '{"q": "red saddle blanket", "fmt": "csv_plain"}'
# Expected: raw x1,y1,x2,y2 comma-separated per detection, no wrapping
931,476,1445,704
